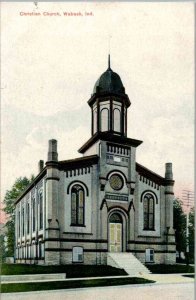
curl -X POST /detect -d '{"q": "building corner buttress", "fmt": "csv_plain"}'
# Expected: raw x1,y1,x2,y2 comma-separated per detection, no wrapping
45,139,60,265
164,162,176,264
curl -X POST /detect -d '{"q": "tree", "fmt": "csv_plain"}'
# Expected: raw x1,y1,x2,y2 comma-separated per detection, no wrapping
188,207,195,261
0,234,6,262
2,176,34,257
173,198,186,260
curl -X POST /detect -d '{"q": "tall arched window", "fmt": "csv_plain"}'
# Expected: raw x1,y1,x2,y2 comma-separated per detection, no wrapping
18,211,20,237
143,193,155,230
22,207,24,236
113,108,121,132
27,203,30,234
93,109,97,134
32,197,36,232
101,108,109,132
71,185,85,226
39,191,43,230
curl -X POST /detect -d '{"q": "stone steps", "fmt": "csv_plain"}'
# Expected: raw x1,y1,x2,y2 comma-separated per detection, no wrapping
107,253,151,276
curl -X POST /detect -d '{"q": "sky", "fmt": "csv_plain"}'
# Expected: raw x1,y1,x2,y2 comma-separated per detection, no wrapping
1,2,194,221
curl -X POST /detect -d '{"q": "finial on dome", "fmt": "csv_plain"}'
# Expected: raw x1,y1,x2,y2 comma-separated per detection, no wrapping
108,54,111,70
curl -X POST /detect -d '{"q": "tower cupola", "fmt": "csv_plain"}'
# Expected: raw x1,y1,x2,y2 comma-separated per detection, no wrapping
93,55,125,95
88,55,131,137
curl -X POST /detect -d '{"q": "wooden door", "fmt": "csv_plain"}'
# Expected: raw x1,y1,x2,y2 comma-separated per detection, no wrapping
109,223,122,252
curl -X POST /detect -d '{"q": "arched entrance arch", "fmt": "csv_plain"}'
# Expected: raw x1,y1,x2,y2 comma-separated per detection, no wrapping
108,210,127,252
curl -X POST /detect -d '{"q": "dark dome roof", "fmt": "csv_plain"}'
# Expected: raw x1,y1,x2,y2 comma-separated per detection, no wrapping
93,65,125,95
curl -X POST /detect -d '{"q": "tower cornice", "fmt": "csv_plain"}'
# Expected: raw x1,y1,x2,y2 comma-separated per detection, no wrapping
78,132,143,154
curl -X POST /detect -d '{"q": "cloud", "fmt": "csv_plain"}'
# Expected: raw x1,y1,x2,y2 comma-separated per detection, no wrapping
1,124,89,198
1,2,194,203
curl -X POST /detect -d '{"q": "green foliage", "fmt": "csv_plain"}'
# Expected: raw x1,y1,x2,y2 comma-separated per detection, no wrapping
173,198,195,261
188,207,195,259
173,198,186,257
2,176,34,256
0,235,6,262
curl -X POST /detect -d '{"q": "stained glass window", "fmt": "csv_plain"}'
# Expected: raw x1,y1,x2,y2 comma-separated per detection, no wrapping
22,208,24,236
18,211,20,237
39,192,43,230
27,203,30,234
143,193,155,230
32,197,36,232
71,185,85,226
109,174,123,190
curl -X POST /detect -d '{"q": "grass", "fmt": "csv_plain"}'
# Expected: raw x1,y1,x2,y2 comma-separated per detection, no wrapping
1,277,155,293
1,263,127,278
146,264,194,274
182,274,195,278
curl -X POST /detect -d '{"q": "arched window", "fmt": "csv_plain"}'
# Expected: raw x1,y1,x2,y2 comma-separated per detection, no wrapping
143,193,155,230
22,207,25,236
109,213,122,223
27,203,30,234
32,197,36,232
124,108,127,135
101,108,109,132
93,109,97,134
39,191,43,230
18,211,20,237
71,185,85,226
113,108,121,132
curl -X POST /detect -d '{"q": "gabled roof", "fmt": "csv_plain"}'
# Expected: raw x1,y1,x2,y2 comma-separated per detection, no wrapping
14,155,99,204
136,162,166,185
15,156,169,205
59,155,99,170
15,168,47,204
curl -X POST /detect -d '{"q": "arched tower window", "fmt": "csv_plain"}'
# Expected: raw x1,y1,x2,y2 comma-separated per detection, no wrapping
101,108,109,132
143,193,155,230
113,108,121,132
71,185,85,226
93,109,97,134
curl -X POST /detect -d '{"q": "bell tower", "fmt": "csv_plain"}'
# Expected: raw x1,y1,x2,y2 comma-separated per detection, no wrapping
88,55,131,137
78,56,142,156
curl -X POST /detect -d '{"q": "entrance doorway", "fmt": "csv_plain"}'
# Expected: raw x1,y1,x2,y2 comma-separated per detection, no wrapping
109,213,123,252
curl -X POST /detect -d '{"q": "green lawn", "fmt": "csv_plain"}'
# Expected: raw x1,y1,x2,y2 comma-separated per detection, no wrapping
1,277,155,293
1,263,127,278
182,274,195,278
146,264,194,274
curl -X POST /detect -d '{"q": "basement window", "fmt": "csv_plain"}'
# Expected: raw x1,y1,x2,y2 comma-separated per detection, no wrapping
72,246,84,263
145,248,154,263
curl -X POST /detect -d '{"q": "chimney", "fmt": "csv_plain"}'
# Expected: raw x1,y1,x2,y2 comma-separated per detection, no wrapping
38,160,44,173
48,139,58,162
165,163,173,180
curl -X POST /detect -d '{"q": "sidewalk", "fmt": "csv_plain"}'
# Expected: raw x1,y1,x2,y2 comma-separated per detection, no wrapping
1,273,194,285
141,273,194,284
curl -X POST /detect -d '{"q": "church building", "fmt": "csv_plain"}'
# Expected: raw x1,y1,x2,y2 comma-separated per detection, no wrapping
14,56,176,267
